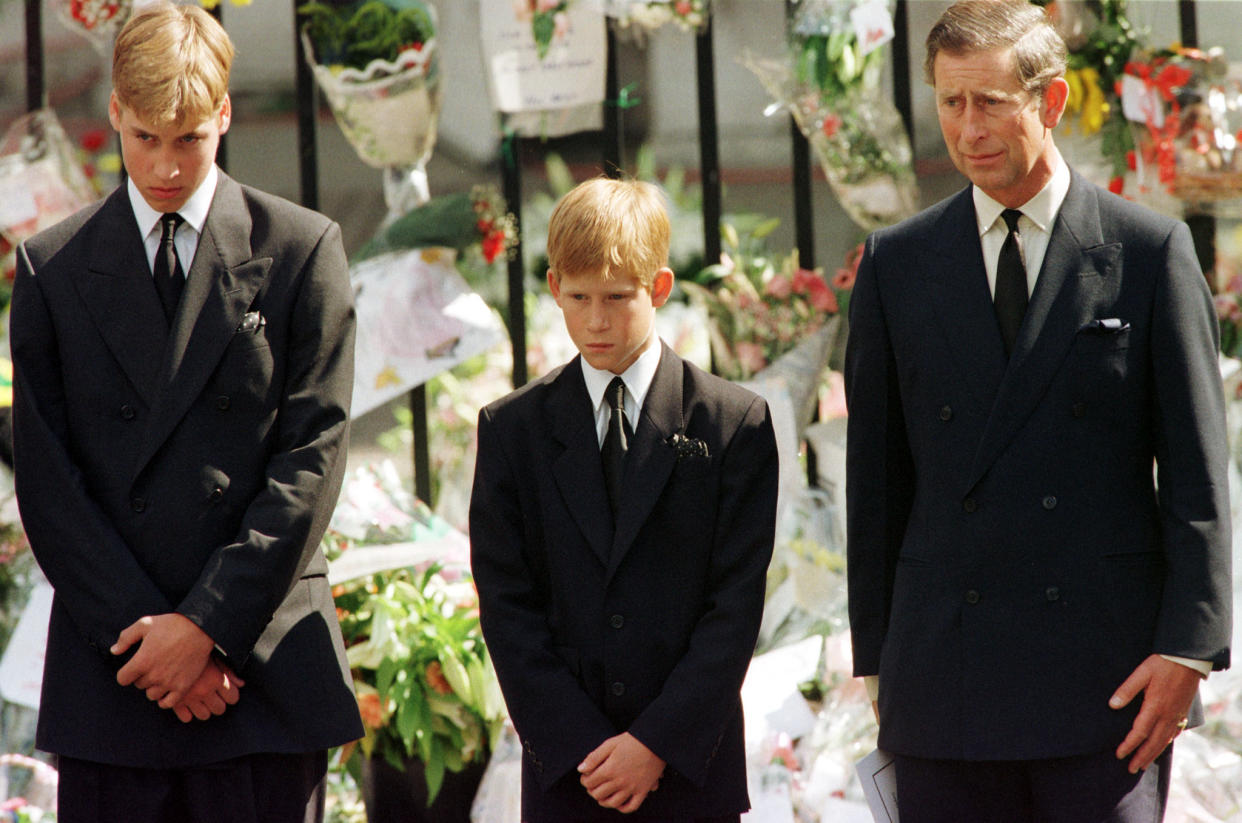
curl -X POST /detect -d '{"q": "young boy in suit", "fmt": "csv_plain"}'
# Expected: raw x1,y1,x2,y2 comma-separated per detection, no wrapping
470,178,779,821
10,5,361,821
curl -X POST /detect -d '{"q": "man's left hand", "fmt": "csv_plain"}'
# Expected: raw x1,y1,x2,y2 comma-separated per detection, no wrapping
1111,654,1201,773
113,613,216,709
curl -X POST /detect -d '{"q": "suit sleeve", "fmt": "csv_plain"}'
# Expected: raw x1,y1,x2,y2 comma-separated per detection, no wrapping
626,394,778,786
176,221,356,665
469,405,618,790
11,243,175,653
844,232,915,677
1149,222,1232,670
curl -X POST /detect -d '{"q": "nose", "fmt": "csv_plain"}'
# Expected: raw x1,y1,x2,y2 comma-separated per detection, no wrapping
586,301,609,331
962,103,988,143
153,146,180,181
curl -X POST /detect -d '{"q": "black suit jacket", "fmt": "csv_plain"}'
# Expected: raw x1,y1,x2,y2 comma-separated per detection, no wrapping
845,170,1232,761
11,174,364,767
469,343,778,821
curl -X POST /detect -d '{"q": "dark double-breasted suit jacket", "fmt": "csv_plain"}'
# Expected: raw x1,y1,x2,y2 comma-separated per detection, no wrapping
845,171,1232,762
469,343,778,821
11,173,364,767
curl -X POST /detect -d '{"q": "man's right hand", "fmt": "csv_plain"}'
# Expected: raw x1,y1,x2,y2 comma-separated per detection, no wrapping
170,658,244,723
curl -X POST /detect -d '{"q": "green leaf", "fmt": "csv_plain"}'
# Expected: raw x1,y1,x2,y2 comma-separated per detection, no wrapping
752,217,781,240
423,745,446,805
533,13,556,60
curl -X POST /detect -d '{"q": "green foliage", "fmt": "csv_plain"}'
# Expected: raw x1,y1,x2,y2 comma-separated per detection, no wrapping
299,0,435,71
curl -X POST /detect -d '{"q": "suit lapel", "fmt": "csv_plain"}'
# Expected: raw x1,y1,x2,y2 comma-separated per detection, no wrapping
967,173,1119,491
920,189,1009,411
74,189,169,405
549,358,615,567
133,175,272,480
609,343,681,580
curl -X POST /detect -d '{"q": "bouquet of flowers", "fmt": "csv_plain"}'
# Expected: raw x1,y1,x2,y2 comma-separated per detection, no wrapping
680,216,856,381
605,0,709,34
1122,45,1242,209
324,463,506,805
299,0,441,214
744,0,917,231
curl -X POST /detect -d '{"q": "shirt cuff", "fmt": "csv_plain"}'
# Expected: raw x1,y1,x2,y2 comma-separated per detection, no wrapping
1160,654,1211,677
864,675,880,702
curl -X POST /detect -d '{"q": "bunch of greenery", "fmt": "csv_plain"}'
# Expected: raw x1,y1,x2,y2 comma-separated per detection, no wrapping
298,0,435,72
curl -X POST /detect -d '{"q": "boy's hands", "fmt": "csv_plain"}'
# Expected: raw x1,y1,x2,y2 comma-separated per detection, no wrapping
112,613,216,709
578,732,665,813
170,658,245,723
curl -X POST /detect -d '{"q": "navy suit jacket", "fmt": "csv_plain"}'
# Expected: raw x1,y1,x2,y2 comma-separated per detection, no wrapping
845,171,1232,761
470,343,778,821
11,175,363,767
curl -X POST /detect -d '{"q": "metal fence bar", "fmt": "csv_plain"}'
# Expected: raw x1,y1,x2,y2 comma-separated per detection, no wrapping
25,0,42,113
696,16,722,270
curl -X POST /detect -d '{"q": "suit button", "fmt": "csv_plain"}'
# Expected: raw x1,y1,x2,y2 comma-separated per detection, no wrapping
963,498,978,513
1042,495,1057,510
610,614,624,629
939,405,953,421
216,395,230,411
1046,587,1060,602
209,486,224,503
1072,402,1087,418
120,404,136,420
611,682,625,696
965,590,980,605
131,497,146,513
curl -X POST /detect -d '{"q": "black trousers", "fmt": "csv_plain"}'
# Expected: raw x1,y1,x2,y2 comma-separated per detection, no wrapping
893,747,1171,823
57,750,328,823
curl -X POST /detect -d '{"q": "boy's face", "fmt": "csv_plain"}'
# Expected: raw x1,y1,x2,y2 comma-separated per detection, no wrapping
548,266,674,375
109,92,231,214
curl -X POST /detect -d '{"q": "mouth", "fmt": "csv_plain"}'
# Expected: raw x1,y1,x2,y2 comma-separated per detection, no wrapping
148,186,182,200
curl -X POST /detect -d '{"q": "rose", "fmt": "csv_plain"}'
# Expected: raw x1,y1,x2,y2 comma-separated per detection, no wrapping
734,341,768,375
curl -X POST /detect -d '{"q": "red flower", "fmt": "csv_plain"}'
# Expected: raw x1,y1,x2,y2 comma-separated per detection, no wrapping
80,128,108,152
426,661,454,695
357,692,386,729
822,113,841,139
675,0,693,14
765,274,792,299
482,230,506,264
1126,150,1137,172
1108,176,1124,195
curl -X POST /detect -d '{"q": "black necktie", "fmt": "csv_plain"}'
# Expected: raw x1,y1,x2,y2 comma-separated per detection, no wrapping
994,208,1028,356
601,376,632,516
153,212,185,326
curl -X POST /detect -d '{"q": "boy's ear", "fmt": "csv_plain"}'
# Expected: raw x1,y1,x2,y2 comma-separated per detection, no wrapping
108,92,123,132
650,267,674,308
546,269,560,299
217,93,232,135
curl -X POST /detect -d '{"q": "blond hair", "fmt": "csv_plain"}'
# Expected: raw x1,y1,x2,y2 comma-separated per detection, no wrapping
546,178,670,289
113,3,234,128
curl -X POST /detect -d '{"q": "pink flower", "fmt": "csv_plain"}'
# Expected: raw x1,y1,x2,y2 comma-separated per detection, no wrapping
536,0,560,11
675,0,693,14
822,113,841,139
790,267,820,295
734,342,768,375
765,274,792,299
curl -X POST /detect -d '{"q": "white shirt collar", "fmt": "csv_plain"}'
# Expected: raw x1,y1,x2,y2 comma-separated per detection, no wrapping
127,164,219,240
972,152,1070,237
581,338,663,424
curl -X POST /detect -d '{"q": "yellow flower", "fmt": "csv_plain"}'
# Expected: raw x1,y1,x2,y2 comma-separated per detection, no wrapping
1079,68,1107,136
197,0,220,8
1065,68,1084,116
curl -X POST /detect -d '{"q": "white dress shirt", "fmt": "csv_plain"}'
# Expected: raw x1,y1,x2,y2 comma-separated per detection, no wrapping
581,338,662,449
128,164,219,279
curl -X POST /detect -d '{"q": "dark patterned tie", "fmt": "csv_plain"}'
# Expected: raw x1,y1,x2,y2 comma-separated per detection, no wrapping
153,212,185,326
601,376,633,516
994,208,1028,356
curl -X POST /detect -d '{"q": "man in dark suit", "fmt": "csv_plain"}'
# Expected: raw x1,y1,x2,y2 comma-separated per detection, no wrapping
845,2,1231,820
470,178,779,821
10,5,361,821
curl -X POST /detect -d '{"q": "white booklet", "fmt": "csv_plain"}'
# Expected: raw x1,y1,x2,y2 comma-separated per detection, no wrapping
856,748,900,823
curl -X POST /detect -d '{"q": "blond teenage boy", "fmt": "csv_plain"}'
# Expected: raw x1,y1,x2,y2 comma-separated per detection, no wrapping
470,178,779,821
11,5,361,821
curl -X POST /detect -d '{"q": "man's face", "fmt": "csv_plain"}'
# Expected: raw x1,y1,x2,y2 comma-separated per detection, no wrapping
934,46,1067,207
548,266,673,375
108,93,230,213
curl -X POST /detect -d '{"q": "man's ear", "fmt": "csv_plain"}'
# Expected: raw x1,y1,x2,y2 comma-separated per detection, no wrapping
1041,77,1069,129
650,267,674,308
217,93,232,136
546,268,561,300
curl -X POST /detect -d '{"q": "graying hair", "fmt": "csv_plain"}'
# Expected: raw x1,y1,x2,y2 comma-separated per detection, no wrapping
925,0,1067,96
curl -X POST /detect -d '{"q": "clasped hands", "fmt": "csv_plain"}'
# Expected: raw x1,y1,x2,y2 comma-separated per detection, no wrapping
578,732,665,814
111,613,243,724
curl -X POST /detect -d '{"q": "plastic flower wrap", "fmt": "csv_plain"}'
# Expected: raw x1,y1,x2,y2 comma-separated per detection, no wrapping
299,0,441,216
0,110,97,290
53,0,132,53
744,0,917,231
325,462,505,805
1122,45,1242,214
605,0,708,34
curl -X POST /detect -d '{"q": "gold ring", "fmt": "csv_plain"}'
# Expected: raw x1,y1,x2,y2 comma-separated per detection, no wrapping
1176,718,1189,731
